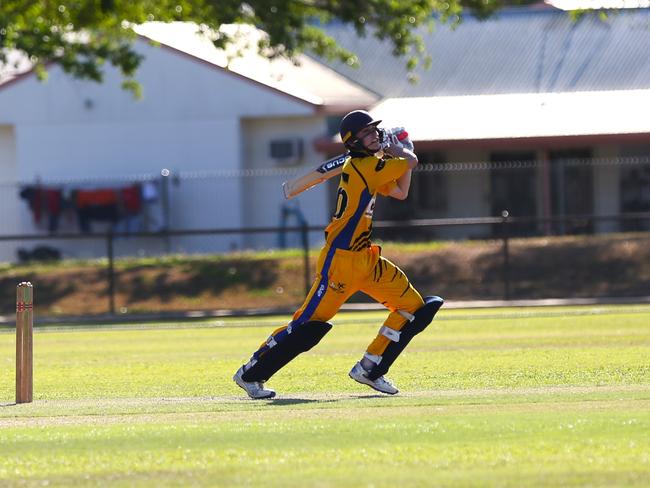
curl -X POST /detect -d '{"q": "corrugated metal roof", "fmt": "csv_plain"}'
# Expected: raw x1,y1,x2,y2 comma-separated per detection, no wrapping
549,0,650,9
318,8,650,97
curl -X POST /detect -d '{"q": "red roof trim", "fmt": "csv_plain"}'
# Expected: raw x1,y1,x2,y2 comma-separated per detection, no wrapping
314,132,650,154
0,62,53,93
415,133,650,151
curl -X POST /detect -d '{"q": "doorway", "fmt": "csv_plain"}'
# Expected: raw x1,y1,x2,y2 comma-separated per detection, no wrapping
549,149,593,234
490,151,537,236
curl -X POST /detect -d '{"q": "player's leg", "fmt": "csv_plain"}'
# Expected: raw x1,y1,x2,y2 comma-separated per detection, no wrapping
350,250,443,393
234,248,355,398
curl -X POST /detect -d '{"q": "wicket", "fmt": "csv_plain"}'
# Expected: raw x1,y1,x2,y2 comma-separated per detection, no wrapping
16,282,33,404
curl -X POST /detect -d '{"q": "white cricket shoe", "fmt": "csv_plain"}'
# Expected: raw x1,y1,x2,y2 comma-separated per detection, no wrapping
348,362,399,395
233,366,276,399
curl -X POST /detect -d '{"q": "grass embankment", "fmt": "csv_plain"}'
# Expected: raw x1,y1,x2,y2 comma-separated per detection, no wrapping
1,232,650,316
0,305,649,486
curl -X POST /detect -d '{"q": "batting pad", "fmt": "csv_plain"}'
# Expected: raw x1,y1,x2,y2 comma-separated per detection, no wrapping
241,320,332,382
367,295,444,380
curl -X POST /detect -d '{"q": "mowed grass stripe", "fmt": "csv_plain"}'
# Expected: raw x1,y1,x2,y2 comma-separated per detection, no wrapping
2,393,650,427
1,399,648,487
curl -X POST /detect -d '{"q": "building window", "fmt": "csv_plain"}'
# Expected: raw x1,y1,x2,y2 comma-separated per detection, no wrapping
326,116,342,137
414,152,447,214
621,165,650,231
489,151,537,236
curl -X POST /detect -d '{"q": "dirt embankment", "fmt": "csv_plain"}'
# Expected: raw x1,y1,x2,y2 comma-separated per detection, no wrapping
2,233,649,317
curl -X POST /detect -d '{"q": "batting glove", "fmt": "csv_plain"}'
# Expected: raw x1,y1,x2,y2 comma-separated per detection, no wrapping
388,127,414,151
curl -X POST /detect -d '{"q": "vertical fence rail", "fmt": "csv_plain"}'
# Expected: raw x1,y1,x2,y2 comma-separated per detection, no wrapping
107,232,116,315
501,210,511,301
16,282,33,404
301,221,311,297
160,169,171,253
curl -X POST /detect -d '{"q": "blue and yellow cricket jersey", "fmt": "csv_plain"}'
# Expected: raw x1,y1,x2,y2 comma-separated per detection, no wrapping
324,153,409,251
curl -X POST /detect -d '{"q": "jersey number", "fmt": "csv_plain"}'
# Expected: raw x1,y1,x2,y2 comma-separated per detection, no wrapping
333,188,348,219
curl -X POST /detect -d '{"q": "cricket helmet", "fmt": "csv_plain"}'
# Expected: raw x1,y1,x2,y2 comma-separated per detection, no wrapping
339,110,382,154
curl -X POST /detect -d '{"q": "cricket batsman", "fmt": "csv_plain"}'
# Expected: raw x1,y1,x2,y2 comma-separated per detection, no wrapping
234,109,443,399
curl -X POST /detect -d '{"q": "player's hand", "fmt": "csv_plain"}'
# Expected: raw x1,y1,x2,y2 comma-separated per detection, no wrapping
376,127,415,159
377,128,391,151
381,129,412,156
387,127,414,151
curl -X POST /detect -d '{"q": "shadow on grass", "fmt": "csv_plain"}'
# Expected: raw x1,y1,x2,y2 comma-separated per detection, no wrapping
473,239,650,299
268,398,337,405
354,394,395,399
122,259,279,302
268,394,390,405
0,275,77,313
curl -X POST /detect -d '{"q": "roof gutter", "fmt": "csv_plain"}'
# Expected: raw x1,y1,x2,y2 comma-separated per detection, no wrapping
314,131,650,154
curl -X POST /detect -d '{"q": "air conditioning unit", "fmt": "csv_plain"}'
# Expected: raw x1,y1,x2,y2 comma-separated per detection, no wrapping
269,138,304,165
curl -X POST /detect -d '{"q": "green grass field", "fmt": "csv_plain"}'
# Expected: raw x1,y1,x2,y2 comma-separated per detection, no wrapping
1,305,649,487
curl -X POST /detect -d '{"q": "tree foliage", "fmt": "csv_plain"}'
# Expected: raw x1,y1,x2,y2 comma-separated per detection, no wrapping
0,1,518,94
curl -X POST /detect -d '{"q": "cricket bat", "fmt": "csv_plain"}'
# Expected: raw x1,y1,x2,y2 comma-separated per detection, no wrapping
282,129,410,199
282,152,349,199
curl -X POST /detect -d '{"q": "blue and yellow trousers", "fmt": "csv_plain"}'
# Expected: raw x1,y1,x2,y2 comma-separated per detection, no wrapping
248,244,424,365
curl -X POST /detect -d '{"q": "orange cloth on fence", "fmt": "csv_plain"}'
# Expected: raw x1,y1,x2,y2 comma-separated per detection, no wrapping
120,185,141,213
75,189,118,208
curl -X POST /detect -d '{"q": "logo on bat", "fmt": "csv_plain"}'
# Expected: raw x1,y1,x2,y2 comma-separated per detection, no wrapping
317,154,349,174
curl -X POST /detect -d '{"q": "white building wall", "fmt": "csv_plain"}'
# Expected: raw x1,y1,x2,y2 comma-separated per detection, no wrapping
241,117,330,250
0,126,16,181
0,125,25,261
0,39,319,259
0,41,315,128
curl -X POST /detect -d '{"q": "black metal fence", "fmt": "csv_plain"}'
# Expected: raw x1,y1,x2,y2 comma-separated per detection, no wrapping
374,211,650,301
2,211,650,317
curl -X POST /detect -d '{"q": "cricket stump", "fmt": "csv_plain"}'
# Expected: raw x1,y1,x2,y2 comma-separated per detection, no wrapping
16,282,33,404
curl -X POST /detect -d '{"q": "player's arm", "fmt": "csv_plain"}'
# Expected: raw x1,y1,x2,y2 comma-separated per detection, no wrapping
387,169,413,200
373,128,418,199
384,143,418,169
378,169,413,200
381,139,417,199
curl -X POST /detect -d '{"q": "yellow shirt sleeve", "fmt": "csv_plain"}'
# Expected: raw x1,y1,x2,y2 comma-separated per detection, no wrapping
377,180,398,196
366,157,409,190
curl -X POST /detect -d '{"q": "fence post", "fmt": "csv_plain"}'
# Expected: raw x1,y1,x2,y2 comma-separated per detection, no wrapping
301,221,310,297
556,160,566,235
501,210,511,301
160,169,171,253
106,232,116,315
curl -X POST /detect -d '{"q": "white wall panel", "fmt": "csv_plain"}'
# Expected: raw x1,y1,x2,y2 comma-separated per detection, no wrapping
242,117,330,250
